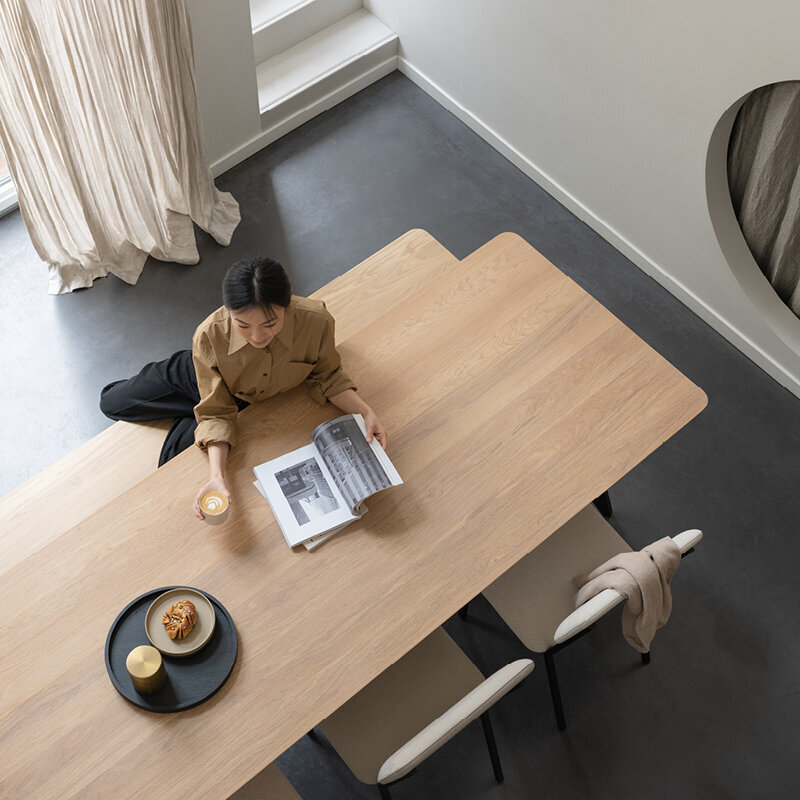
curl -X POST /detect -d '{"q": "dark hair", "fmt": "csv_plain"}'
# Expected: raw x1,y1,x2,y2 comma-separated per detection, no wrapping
222,257,292,312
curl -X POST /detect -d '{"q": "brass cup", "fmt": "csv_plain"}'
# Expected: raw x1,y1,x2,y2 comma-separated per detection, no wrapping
126,645,167,695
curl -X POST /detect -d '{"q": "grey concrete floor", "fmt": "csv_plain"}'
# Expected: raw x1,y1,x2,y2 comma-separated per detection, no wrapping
2,72,799,799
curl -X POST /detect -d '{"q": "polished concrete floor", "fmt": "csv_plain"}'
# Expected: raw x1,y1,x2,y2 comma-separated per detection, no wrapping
2,72,799,799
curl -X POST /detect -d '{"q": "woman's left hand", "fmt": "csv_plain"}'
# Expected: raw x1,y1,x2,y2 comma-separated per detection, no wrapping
328,389,388,449
363,409,387,449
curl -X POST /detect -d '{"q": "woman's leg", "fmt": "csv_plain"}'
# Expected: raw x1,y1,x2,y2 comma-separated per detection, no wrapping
101,350,250,467
100,350,200,422
159,416,199,467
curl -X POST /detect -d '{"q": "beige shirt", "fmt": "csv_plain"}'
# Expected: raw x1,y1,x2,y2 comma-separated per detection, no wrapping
191,296,356,449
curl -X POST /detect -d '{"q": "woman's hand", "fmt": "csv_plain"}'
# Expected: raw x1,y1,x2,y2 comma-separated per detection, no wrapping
363,408,387,449
328,389,387,449
193,475,231,521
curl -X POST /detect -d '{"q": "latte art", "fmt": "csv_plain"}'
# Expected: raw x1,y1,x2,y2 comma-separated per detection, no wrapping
200,490,228,515
204,495,224,512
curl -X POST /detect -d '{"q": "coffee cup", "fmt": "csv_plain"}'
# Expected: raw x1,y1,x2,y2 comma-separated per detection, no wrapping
200,490,229,525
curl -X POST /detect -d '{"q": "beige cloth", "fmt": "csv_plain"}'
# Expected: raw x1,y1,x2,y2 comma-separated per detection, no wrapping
574,537,681,653
192,297,356,449
0,0,240,293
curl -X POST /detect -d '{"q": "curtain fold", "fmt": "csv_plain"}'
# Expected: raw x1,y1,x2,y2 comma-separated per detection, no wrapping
0,0,240,293
728,81,800,318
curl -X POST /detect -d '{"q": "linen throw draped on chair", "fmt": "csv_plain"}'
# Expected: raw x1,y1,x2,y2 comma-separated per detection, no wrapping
728,81,800,318
0,0,240,294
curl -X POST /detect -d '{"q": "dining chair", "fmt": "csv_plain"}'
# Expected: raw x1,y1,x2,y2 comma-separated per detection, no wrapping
229,761,303,799
310,626,534,799
592,490,613,518
462,504,702,731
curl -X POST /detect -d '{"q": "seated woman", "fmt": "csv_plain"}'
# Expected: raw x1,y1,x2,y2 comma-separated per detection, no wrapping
100,257,386,521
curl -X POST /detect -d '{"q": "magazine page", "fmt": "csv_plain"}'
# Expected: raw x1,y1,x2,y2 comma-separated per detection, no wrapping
253,479,353,550
253,444,358,547
311,414,403,513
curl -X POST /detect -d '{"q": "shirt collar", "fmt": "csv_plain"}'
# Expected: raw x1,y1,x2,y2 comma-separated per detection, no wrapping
227,299,296,355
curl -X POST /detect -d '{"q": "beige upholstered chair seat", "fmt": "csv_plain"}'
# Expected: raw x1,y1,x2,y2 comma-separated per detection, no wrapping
228,762,302,800
483,505,632,652
318,627,533,787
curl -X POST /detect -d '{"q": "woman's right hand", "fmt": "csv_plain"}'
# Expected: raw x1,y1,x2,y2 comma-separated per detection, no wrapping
194,475,231,521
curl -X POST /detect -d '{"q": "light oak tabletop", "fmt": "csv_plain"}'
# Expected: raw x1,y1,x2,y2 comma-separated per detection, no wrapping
0,230,706,799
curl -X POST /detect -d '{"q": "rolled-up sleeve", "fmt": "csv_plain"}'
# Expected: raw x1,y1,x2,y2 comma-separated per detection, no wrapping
305,310,356,405
192,332,240,448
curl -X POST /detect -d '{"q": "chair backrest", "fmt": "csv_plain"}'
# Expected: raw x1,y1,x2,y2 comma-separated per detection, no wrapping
376,658,534,785
552,528,703,645
673,528,703,554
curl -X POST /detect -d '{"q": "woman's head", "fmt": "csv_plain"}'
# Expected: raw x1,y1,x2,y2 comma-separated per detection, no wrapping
223,257,292,349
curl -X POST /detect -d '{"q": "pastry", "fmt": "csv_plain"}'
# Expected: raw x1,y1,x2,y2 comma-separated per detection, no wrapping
162,599,197,640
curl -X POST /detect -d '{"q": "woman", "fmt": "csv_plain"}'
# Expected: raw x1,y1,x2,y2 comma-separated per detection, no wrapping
100,257,387,521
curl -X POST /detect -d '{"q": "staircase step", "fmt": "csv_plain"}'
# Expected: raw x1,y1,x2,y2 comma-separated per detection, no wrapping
251,0,362,64
256,9,397,116
249,0,306,32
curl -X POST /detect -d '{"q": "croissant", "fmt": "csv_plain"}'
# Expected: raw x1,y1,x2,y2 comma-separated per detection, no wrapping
162,600,197,640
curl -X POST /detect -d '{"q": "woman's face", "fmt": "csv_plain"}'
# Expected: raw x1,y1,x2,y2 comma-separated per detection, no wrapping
229,305,286,348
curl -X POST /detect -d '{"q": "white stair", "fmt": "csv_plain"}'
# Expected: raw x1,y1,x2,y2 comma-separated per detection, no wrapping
250,0,305,31
250,3,398,142
252,0,362,63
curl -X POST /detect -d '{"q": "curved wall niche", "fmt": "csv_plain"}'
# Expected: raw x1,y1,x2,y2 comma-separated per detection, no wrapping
706,84,800,356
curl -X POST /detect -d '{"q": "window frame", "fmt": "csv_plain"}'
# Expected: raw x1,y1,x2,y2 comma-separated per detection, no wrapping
0,174,18,218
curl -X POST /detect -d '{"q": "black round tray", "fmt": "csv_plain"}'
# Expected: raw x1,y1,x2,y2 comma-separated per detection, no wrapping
105,586,238,712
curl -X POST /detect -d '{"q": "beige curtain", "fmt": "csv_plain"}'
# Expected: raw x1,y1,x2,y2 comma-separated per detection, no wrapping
728,81,800,318
0,0,240,293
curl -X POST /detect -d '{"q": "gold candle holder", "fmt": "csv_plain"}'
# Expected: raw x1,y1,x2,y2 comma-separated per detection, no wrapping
126,645,167,695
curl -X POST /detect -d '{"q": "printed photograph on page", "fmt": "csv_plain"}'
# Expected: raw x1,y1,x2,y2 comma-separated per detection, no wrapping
275,458,341,526
313,415,394,511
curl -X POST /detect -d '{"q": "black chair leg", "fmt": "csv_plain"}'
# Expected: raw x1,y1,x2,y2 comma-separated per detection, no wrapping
378,784,392,799
480,712,504,783
592,491,613,519
543,650,567,731
641,651,651,665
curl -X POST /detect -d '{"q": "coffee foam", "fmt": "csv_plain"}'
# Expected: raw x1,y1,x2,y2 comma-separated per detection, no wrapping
201,491,228,514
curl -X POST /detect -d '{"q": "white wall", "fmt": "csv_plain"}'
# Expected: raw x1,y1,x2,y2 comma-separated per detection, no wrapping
187,0,261,169
365,0,800,396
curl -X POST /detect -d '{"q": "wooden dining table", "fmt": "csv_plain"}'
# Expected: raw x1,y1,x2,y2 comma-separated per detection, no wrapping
0,230,707,799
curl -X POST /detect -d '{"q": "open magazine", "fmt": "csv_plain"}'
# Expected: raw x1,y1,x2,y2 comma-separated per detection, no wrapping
253,414,403,550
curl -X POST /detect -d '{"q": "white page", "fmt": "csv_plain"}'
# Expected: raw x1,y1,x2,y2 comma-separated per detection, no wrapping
253,479,353,551
253,444,359,547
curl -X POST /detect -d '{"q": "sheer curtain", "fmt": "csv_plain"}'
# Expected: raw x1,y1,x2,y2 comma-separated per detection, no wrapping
728,81,800,318
0,0,240,293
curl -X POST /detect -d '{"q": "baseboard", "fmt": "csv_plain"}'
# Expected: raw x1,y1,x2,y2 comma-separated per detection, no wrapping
396,57,800,398
211,54,398,178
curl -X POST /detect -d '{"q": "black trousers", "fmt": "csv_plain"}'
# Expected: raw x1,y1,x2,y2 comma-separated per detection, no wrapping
99,349,247,467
